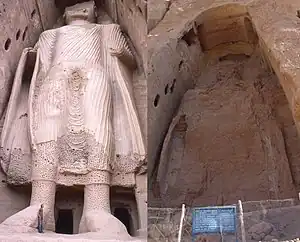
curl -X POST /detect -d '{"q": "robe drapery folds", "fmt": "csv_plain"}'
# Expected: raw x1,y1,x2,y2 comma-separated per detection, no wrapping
0,24,145,186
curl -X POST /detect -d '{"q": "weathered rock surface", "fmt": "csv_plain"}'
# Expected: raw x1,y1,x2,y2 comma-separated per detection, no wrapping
147,0,300,204
248,221,275,241
157,51,298,206
147,0,171,32
244,204,300,241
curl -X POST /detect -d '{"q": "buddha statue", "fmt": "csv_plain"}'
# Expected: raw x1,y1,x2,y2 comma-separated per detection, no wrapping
0,1,145,237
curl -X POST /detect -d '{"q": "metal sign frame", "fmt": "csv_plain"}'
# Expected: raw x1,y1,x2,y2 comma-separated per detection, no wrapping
192,205,237,242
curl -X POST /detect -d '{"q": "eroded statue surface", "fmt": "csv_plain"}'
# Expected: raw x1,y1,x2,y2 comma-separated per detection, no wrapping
0,1,145,236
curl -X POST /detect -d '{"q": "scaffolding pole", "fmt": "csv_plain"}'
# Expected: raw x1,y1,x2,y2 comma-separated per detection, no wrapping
178,204,186,242
238,200,246,242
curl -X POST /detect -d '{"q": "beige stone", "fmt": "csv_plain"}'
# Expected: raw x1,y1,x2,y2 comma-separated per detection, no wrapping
0,1,146,240
148,0,300,209
157,49,298,206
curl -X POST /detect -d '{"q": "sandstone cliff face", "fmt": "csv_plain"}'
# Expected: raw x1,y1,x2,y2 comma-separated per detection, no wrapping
149,0,300,208
157,50,300,207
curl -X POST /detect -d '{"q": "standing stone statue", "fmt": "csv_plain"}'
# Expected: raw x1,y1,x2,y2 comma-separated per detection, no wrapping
0,1,145,235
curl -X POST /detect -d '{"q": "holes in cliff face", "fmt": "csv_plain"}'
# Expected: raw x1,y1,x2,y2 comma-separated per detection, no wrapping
22,27,28,41
137,6,143,15
181,28,197,46
179,60,183,71
16,29,21,40
154,94,160,107
170,79,176,93
31,9,36,19
4,38,11,51
164,84,169,95
154,80,176,108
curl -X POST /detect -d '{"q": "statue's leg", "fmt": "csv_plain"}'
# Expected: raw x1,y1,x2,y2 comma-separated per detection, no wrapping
79,179,130,238
30,141,58,231
83,183,111,213
79,171,111,233
30,181,56,231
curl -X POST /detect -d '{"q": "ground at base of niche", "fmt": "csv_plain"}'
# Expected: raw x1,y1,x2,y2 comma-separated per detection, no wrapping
0,231,146,242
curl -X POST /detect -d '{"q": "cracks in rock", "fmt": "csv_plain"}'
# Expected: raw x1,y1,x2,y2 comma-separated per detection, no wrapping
148,0,172,32
160,0,172,22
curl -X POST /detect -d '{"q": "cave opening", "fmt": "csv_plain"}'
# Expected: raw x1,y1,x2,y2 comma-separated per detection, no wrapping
114,207,133,235
55,209,74,234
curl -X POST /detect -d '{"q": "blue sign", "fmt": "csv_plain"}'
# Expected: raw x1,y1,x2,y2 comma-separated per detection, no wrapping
192,205,236,235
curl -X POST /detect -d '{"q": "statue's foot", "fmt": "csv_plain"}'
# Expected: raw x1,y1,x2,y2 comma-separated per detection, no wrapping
79,209,132,240
0,204,55,232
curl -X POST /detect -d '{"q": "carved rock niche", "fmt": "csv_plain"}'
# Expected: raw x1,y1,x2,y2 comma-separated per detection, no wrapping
157,3,300,209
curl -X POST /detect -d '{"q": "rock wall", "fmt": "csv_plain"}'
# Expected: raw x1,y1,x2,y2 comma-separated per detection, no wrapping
0,173,29,223
0,0,55,224
148,0,300,206
158,50,299,206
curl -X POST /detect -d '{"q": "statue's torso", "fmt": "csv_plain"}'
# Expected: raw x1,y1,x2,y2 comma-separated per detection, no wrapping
32,24,115,145
38,24,116,68
30,24,117,185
